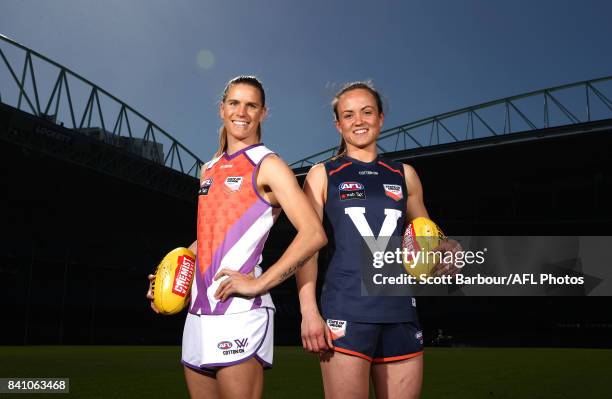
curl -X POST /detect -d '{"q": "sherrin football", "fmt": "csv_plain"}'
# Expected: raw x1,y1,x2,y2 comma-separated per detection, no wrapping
401,217,446,278
152,247,196,315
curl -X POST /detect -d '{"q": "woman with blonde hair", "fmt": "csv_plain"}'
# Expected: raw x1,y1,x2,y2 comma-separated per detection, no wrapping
148,75,326,399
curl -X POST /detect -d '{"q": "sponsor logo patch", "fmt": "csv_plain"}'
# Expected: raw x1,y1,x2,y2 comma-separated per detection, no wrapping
383,184,403,201
326,319,347,340
199,178,213,195
415,331,423,345
339,181,365,201
359,170,379,175
224,176,243,193
218,338,248,356
171,255,195,297
220,164,233,169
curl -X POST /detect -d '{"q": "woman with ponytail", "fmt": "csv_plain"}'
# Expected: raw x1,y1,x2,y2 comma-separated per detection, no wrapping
296,81,461,399
148,75,326,399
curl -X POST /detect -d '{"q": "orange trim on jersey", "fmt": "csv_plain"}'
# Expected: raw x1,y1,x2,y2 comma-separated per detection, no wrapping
328,162,352,176
378,161,402,176
332,346,373,362
372,351,423,364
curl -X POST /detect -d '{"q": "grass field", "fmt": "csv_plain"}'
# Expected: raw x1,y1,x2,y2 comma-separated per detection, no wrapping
1,346,611,398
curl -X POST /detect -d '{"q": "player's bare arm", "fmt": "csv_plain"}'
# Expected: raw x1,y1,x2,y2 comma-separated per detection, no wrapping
296,163,333,353
214,155,327,301
403,163,429,221
403,164,462,275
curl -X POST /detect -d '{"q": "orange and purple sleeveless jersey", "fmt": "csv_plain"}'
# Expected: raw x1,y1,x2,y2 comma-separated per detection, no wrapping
189,144,279,315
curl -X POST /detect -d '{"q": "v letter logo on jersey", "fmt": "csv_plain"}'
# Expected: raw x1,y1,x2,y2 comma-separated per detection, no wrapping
344,207,402,257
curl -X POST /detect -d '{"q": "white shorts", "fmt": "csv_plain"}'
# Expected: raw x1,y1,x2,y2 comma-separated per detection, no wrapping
181,307,274,374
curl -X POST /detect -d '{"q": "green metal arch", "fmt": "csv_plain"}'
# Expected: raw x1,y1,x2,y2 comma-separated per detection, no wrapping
0,33,203,177
290,75,612,168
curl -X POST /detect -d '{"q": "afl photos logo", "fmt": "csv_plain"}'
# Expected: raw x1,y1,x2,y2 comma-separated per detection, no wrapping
339,181,365,201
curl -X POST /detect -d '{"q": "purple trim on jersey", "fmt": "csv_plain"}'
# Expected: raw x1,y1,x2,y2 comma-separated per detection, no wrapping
197,308,271,369
211,230,270,315
254,354,273,370
251,296,262,310
251,152,279,208
224,143,264,161
190,200,269,313
182,360,215,375
190,258,212,314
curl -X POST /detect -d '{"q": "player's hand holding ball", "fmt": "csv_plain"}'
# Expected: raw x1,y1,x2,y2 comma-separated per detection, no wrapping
431,238,463,277
146,247,196,315
146,274,159,313
402,217,462,277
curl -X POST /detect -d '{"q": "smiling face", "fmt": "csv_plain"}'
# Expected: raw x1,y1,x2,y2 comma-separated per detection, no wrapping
334,88,384,152
219,83,267,145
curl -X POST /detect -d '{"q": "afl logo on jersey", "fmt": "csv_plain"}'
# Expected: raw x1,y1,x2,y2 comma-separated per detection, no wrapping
199,178,213,195
339,181,366,201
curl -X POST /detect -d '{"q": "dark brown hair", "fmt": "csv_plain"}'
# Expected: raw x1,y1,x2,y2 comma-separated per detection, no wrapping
331,81,383,159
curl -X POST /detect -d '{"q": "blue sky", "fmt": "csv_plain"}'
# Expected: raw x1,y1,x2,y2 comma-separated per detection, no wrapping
1,0,612,163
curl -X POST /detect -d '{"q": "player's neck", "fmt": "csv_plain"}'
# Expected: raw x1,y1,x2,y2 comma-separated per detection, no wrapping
226,138,260,156
346,147,378,163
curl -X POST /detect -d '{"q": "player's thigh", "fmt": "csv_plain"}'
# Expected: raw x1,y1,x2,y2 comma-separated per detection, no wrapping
319,350,371,399
215,357,263,399
371,355,423,399
184,365,219,399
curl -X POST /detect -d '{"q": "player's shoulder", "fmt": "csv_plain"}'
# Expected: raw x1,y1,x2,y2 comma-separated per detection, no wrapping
399,163,423,190
322,156,355,177
401,163,418,177
245,144,278,165
304,163,327,186
200,154,223,180
374,158,405,177
203,153,223,170
308,162,327,176
257,148,292,181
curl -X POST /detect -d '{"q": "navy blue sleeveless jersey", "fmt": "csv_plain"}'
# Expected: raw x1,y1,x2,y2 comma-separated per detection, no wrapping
320,155,418,323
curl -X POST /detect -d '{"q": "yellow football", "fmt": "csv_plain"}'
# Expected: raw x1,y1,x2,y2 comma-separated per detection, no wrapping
401,217,446,277
152,247,196,315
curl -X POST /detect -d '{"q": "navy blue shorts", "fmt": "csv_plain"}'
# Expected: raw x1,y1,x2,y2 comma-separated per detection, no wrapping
326,319,424,363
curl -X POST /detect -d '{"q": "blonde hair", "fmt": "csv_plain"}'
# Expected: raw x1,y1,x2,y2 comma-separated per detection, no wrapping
331,81,383,160
214,75,266,157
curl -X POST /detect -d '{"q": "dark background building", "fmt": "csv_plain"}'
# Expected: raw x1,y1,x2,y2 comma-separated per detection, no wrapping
2,100,611,347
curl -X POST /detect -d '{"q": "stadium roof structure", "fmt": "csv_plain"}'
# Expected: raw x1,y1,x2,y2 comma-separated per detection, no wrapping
0,33,203,178
290,75,612,169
